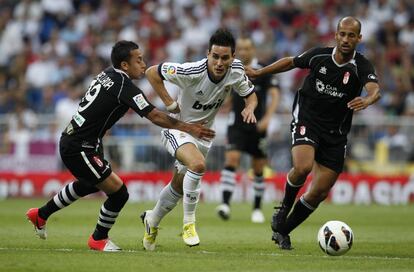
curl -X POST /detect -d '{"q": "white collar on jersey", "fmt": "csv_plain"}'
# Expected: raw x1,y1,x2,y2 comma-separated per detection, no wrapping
331,47,356,67
113,67,130,78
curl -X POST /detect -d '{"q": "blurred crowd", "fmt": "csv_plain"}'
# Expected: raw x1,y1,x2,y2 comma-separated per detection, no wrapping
0,0,413,170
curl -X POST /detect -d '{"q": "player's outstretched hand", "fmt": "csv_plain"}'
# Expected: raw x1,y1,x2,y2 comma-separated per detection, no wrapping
245,66,259,80
347,96,370,112
188,123,216,141
241,107,257,124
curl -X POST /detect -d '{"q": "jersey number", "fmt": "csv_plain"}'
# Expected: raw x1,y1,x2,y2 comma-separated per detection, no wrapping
78,79,102,112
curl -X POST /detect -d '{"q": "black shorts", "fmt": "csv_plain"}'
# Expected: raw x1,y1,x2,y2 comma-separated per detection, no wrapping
59,135,112,185
227,126,267,159
291,121,347,173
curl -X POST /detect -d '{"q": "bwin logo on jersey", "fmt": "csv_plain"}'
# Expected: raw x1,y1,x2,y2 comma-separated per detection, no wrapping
192,99,224,111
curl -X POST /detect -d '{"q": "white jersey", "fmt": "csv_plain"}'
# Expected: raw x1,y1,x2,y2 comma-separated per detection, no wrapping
159,58,254,128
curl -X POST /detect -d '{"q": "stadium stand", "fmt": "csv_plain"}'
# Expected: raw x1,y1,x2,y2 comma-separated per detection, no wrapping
0,0,413,174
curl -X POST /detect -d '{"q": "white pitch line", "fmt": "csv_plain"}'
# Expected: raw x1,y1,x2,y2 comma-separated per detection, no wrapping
0,247,141,253
256,252,414,261
0,247,412,261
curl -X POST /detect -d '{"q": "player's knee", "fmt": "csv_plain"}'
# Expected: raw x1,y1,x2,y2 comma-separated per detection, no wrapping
188,159,206,173
293,164,312,178
225,160,239,169
225,156,240,168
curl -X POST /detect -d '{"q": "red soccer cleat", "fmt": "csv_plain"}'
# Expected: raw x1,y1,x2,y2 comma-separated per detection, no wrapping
88,235,121,252
26,208,47,240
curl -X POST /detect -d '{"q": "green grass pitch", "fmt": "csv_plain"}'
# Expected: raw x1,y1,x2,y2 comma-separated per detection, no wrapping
1,199,413,272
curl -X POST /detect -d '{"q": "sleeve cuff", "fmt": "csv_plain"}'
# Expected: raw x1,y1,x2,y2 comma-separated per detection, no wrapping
241,88,255,98
158,63,165,80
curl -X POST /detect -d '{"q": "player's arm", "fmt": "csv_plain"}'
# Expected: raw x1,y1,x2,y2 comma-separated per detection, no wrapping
347,82,381,112
146,108,215,140
257,86,280,132
246,57,295,79
145,65,180,113
118,80,214,140
242,92,258,124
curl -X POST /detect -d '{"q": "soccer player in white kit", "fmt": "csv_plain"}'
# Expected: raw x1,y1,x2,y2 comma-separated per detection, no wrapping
141,29,258,250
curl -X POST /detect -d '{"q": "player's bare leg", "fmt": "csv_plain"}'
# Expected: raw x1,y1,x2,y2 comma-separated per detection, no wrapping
273,145,314,229
217,150,241,220
272,145,314,249
276,163,338,250
303,163,339,207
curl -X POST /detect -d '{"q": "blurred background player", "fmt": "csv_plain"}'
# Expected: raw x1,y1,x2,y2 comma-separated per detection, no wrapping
141,29,257,250
247,16,381,249
26,40,215,252
216,36,280,223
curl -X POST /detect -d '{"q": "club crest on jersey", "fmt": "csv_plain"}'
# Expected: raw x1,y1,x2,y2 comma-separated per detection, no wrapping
224,86,231,93
343,71,350,84
133,94,149,110
300,126,306,135
93,156,104,167
319,66,327,75
167,65,176,75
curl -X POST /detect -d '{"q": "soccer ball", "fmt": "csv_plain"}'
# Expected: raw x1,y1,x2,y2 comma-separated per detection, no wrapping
317,220,353,256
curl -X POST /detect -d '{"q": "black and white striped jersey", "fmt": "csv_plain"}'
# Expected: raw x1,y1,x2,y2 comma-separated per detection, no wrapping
292,47,378,135
158,58,254,129
64,67,154,143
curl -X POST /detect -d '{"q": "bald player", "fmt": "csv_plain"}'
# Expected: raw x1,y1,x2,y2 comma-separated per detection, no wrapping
246,16,381,250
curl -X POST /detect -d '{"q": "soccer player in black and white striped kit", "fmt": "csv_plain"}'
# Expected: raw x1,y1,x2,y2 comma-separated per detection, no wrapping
26,41,215,251
247,17,381,250
216,36,280,224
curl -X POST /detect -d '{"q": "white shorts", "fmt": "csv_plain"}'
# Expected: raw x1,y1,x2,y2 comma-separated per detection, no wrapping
161,129,213,174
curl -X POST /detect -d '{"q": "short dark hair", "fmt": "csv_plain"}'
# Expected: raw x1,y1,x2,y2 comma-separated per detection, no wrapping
209,28,236,54
111,40,139,69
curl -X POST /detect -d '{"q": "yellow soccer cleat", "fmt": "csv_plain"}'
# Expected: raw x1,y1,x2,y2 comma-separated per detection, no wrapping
140,210,158,251
182,222,200,247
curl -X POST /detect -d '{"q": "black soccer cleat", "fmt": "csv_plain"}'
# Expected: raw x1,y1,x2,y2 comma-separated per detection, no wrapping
272,232,293,250
271,204,289,233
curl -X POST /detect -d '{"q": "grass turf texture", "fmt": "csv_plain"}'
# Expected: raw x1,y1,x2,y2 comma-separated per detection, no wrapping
1,199,413,272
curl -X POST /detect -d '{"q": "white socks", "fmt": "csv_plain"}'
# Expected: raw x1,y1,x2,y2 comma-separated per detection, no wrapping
149,170,203,227
220,168,236,194
150,183,182,227
253,174,265,198
183,170,203,224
